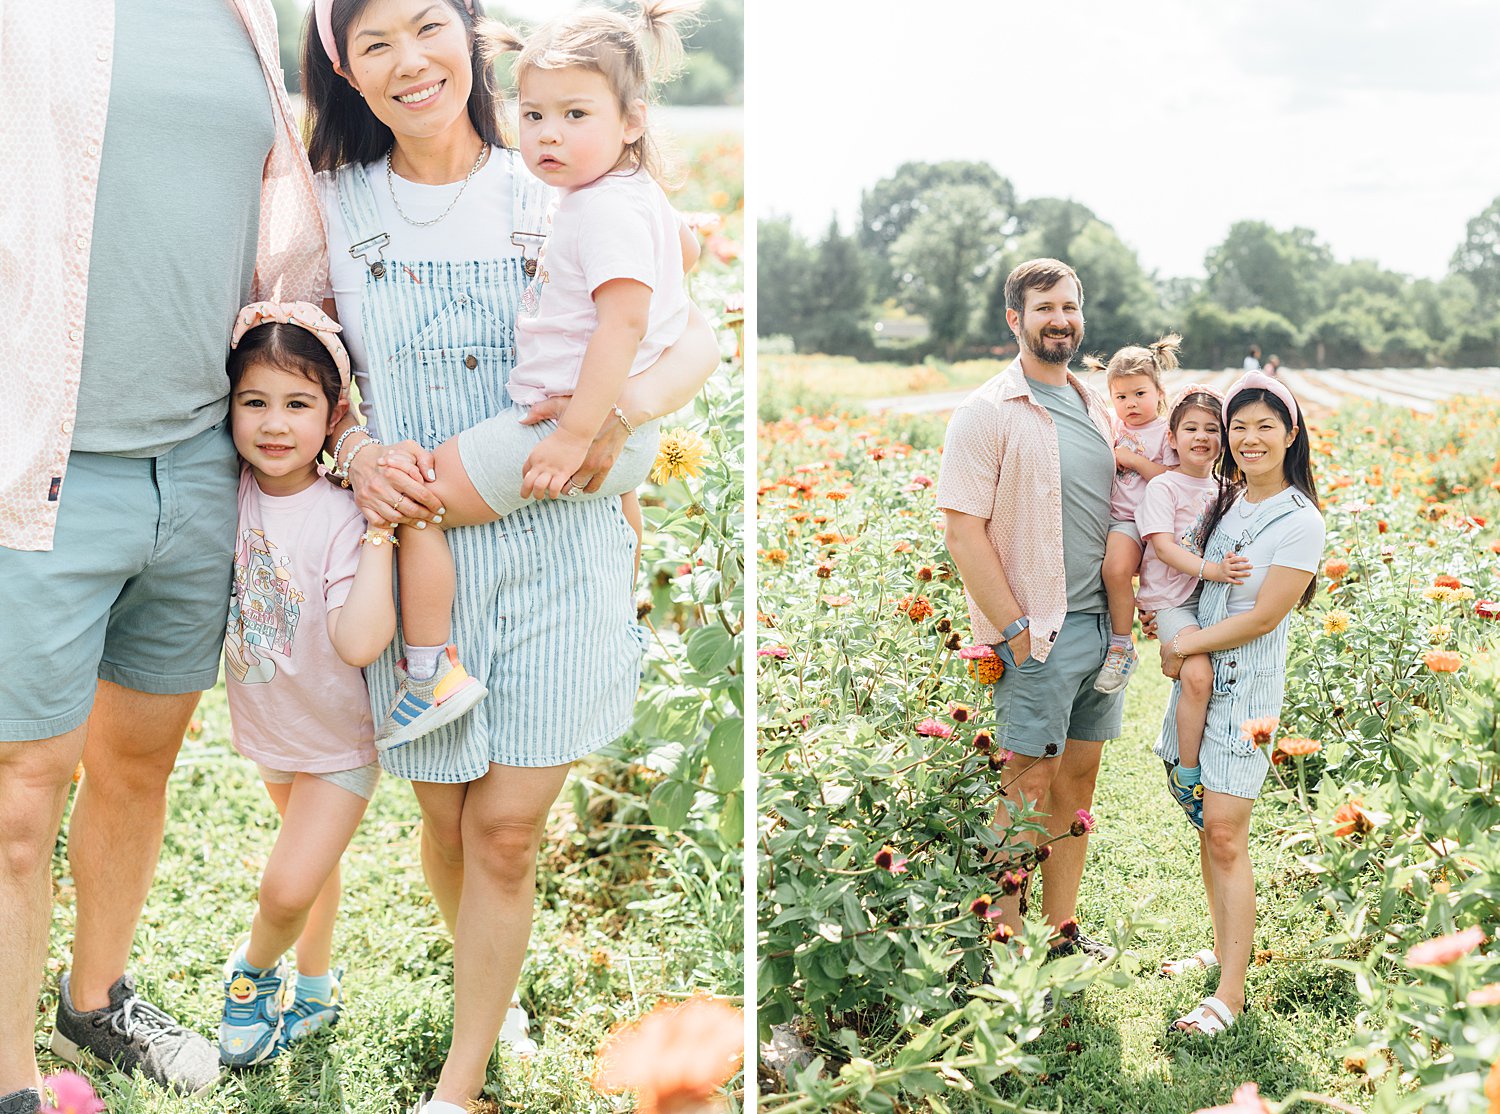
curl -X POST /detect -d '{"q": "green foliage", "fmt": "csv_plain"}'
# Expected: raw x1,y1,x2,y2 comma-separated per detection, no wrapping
1451,194,1500,313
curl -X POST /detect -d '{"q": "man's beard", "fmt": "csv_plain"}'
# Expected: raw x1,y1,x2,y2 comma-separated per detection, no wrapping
1023,321,1081,366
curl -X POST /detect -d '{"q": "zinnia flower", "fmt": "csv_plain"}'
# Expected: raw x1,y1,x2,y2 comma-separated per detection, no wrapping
1276,737,1321,758
592,995,743,1114
949,703,972,723
761,549,788,565
970,894,993,918
1323,558,1350,580
41,1074,104,1114
1476,600,1500,620
915,718,954,738
1322,610,1351,635
966,655,1005,685
1192,1082,1273,1114
1424,649,1462,673
958,644,995,659
1241,717,1279,747
905,596,935,623
1071,809,1096,836
1467,983,1500,1007
873,845,908,874
819,594,853,607
1332,798,1374,839
1434,574,1463,590
1405,926,1486,967
649,427,708,485
757,646,789,660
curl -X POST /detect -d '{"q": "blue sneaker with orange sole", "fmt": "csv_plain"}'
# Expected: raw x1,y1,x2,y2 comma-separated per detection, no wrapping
219,952,289,1068
376,645,487,753
1166,762,1205,830
278,969,343,1049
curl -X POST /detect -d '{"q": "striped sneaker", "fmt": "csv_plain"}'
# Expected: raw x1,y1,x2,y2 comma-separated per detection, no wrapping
376,645,487,753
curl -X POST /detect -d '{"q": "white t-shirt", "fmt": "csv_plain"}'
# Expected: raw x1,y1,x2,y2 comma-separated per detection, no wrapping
225,468,377,772
1109,415,1177,523
508,171,689,408
1219,487,1326,616
315,153,521,435
1135,470,1219,610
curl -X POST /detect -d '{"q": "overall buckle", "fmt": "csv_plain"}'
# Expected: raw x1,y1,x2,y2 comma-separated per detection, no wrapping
349,232,391,279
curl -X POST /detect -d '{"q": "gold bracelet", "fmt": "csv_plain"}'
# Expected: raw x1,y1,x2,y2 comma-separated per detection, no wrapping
360,528,399,547
611,404,637,435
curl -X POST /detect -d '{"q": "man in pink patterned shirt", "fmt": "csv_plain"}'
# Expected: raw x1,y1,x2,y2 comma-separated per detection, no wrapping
0,3,325,1106
937,259,1124,960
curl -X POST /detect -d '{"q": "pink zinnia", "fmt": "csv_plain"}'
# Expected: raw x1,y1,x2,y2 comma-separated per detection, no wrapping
1074,809,1096,834
41,1073,104,1114
1405,926,1487,967
1193,1082,1273,1114
916,718,954,738
958,644,997,660
757,647,790,659
1468,983,1500,1007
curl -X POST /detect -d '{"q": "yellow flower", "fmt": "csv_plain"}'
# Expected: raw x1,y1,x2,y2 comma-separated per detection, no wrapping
1428,623,1454,645
650,427,708,485
1323,610,1351,635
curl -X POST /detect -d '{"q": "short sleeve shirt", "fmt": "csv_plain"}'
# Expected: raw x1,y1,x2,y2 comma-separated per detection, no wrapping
1135,470,1219,610
1222,487,1326,616
225,469,376,772
1027,378,1112,613
1108,416,1177,522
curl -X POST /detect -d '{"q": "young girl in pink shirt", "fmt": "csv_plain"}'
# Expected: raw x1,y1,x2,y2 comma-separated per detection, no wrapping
1135,385,1249,828
218,302,398,1066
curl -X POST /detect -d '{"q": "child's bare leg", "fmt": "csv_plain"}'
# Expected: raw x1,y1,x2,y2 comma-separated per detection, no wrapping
1102,531,1143,639
396,520,456,664
622,492,643,585
244,776,368,970
1176,641,1213,770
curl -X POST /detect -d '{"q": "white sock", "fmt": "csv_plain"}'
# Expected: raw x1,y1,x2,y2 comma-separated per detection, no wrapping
1109,633,1133,650
406,643,446,681
419,1102,469,1114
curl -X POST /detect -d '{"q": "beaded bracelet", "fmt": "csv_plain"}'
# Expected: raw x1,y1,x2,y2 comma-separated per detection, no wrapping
611,404,637,436
330,425,372,478
339,436,383,488
360,527,399,547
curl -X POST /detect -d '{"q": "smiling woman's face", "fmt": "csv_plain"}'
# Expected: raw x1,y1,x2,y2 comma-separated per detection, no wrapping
343,0,474,148
1227,400,1296,482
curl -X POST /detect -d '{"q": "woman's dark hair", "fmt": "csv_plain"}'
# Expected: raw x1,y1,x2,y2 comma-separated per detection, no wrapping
1201,387,1320,609
227,324,343,415
303,0,509,173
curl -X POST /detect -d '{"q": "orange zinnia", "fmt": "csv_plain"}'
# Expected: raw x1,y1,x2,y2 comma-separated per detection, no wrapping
1277,737,1321,758
1332,798,1374,839
1240,717,1279,746
593,995,744,1114
1323,558,1350,580
1424,650,1462,673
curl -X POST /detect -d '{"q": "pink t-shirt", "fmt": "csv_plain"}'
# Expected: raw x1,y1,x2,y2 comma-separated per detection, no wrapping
1135,470,1220,610
507,170,690,408
1108,416,1177,522
225,468,376,772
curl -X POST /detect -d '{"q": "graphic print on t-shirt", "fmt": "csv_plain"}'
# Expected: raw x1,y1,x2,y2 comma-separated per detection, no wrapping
224,527,304,685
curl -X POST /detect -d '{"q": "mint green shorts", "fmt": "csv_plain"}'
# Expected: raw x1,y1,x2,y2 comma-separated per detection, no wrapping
993,611,1125,756
0,422,238,741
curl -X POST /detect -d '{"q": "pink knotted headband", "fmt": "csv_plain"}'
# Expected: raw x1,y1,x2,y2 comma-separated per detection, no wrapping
316,0,476,72
231,301,352,397
1170,382,1225,409
1222,370,1299,426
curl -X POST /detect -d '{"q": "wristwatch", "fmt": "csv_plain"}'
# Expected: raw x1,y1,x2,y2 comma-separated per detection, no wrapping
1000,616,1030,642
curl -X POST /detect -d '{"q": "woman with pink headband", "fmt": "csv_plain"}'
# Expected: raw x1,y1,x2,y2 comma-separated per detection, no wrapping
298,1,720,1109
1152,370,1324,1038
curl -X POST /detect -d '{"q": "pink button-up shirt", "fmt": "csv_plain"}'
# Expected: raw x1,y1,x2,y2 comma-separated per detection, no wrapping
936,359,1115,663
0,0,328,552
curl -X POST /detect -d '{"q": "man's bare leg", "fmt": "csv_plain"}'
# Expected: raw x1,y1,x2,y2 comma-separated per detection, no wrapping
1039,739,1104,931
0,727,87,1096
67,682,200,1010
988,754,1058,931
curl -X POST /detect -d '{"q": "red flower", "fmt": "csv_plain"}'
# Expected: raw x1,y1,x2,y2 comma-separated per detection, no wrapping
949,703,972,723
1477,600,1500,620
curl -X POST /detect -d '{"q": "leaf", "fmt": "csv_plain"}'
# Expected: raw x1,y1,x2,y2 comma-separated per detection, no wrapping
707,716,744,790
647,778,695,832
687,624,738,676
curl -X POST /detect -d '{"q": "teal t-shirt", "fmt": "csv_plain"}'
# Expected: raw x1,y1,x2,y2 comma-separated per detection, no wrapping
73,0,275,456
1027,377,1113,613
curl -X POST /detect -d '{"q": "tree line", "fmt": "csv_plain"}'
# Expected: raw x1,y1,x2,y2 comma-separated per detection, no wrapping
760,160,1500,369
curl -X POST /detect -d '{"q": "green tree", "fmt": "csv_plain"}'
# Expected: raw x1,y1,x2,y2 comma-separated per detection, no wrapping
756,215,814,341
1450,195,1500,311
659,0,744,104
889,184,1008,359
798,218,873,355
859,162,1016,298
1204,221,1333,329
272,0,306,93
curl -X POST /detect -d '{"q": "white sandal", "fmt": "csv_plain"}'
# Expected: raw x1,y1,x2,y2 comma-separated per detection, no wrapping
498,999,539,1058
1170,995,1238,1037
1160,948,1218,978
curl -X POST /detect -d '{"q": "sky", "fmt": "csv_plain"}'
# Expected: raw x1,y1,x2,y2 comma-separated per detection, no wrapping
746,0,1500,281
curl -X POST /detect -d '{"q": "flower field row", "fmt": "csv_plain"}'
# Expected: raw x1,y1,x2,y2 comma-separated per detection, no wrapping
756,398,1499,1113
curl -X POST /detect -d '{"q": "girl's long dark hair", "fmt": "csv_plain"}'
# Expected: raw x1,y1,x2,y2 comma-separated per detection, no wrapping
303,0,510,174
1200,387,1320,609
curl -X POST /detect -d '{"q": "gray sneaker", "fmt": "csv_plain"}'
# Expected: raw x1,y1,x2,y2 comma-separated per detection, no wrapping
0,1089,40,1114
51,973,221,1096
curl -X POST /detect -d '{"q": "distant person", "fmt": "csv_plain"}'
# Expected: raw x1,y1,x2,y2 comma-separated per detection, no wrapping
938,258,1123,959
1265,355,1282,377
1242,345,1262,371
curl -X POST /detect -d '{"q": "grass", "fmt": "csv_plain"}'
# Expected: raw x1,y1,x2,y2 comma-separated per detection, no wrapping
967,664,1371,1114
35,684,742,1114
757,355,1006,419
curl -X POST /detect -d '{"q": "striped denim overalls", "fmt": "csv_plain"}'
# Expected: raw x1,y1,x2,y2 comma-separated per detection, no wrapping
333,152,645,782
1153,491,1313,799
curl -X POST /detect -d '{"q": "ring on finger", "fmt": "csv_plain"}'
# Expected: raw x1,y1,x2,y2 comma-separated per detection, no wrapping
393,494,407,515
566,483,586,497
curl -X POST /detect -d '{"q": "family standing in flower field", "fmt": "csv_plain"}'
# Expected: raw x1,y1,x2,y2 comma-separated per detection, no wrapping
1,1,742,1112
938,257,1327,1038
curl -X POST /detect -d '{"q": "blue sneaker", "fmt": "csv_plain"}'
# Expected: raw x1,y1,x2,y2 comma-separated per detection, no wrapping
218,952,288,1067
1166,763,1205,830
278,969,343,1048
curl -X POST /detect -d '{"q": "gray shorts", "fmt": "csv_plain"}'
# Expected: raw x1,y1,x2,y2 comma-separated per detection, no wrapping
256,761,382,802
455,406,661,518
1154,593,1203,646
0,422,238,742
1108,520,1142,544
992,611,1125,757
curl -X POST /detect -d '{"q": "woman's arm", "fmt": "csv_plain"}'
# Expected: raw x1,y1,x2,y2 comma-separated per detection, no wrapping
519,301,721,493
1170,565,1314,658
326,535,398,667
1148,533,1252,583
